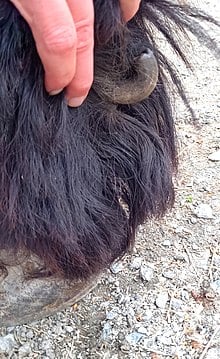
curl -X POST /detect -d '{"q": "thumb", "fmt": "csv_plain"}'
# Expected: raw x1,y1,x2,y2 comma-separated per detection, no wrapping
120,0,141,22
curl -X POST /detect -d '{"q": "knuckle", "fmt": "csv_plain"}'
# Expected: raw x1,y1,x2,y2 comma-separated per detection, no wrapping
75,19,94,52
43,25,76,54
72,79,93,96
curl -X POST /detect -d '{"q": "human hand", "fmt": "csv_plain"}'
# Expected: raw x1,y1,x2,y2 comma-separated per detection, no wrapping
10,0,141,107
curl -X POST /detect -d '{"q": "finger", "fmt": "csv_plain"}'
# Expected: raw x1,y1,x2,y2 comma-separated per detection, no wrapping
27,0,77,93
120,0,141,21
65,0,94,106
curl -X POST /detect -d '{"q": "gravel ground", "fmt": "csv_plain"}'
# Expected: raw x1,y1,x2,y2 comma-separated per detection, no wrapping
0,1,220,358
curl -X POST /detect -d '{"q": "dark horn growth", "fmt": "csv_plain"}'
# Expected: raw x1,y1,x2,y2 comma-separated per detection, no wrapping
93,49,159,104
0,0,219,280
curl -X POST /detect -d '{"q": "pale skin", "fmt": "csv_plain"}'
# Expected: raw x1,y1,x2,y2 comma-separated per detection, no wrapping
10,0,141,107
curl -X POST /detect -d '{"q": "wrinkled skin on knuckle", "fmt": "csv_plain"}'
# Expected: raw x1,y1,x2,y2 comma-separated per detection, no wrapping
75,19,94,52
43,25,76,54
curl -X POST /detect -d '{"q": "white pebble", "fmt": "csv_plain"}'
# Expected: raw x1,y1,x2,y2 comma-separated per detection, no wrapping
125,332,143,345
65,325,74,333
194,203,213,219
142,309,153,321
157,335,173,345
171,298,184,310
137,326,148,335
162,240,172,246
163,270,175,279
101,322,112,341
130,257,142,269
26,330,34,339
0,334,16,354
106,310,118,320
140,265,154,281
110,262,124,274
208,149,220,162
155,292,169,309
18,343,31,357
210,279,220,294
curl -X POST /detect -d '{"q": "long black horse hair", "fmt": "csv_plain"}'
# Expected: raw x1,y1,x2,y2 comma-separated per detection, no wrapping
0,0,219,279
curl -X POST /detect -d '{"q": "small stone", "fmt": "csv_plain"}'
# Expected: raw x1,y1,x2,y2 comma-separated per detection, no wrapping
175,226,185,234
137,326,148,335
0,334,16,354
171,298,184,310
26,330,34,339
142,338,155,350
65,325,74,333
130,257,142,269
110,262,124,274
53,325,64,336
162,240,171,246
142,309,153,321
214,255,220,267
181,290,190,301
192,243,200,250
190,217,197,224
210,279,220,294
208,149,220,162
163,270,175,279
140,265,154,281
107,275,116,283
106,310,118,320
101,323,112,341
18,343,32,357
157,335,173,346
120,344,130,353
194,204,213,219
155,292,169,309
40,340,52,351
125,332,144,345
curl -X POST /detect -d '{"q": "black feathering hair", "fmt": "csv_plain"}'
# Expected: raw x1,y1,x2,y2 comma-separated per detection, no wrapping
0,0,219,279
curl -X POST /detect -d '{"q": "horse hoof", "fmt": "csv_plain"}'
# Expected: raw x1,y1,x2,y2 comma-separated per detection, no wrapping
0,253,99,327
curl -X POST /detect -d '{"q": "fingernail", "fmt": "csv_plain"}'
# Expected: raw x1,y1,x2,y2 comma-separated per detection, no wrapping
68,97,85,107
49,88,63,96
